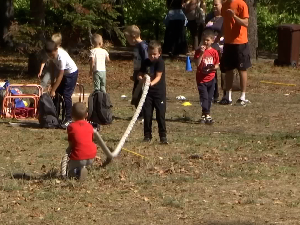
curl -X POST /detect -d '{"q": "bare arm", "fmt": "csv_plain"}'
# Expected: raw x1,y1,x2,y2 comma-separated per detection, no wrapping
38,63,46,78
50,70,64,96
90,57,94,75
150,72,162,86
233,15,248,27
227,9,248,27
106,55,110,62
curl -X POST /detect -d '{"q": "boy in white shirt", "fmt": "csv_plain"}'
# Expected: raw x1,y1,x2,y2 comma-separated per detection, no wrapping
45,40,79,129
37,33,63,90
89,34,110,92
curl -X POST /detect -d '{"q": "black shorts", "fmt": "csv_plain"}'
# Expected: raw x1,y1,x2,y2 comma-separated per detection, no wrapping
221,43,251,71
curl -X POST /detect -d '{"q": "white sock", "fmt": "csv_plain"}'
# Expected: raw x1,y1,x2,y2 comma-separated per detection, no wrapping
224,91,232,101
240,92,246,101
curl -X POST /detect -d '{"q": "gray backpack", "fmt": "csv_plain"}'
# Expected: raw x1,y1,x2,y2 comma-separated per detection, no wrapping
38,93,65,128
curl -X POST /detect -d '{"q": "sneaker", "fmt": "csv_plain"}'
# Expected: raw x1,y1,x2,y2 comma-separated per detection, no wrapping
213,98,219,104
78,166,88,181
199,115,206,124
160,137,169,144
60,118,72,129
235,99,251,106
143,137,152,142
219,98,232,105
205,115,214,125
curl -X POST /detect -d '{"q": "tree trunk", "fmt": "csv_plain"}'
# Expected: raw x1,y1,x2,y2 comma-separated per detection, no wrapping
0,0,14,47
245,0,258,60
28,0,46,76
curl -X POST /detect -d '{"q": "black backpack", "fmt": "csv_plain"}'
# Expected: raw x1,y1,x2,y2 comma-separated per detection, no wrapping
87,91,113,125
38,93,65,128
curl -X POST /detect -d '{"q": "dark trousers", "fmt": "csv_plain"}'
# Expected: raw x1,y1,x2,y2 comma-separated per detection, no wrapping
57,70,78,120
131,71,143,117
186,20,204,50
197,79,215,115
143,94,167,138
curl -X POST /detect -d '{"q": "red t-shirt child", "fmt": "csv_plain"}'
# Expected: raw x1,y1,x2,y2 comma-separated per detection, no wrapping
67,120,97,160
194,48,220,84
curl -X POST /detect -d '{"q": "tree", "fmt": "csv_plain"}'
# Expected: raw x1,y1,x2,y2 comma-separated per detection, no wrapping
245,0,258,60
0,0,14,47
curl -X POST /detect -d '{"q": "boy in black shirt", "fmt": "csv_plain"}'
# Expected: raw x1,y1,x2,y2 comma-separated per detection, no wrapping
138,41,168,144
124,25,148,113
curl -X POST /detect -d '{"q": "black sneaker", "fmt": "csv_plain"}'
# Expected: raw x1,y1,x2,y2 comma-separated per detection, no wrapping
60,119,72,129
205,115,214,125
219,98,232,105
143,137,152,142
160,137,169,144
213,98,219,104
199,115,206,124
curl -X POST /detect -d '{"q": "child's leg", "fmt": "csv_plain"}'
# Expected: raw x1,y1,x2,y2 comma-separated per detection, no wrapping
61,71,78,121
197,82,209,115
93,71,101,91
143,95,154,139
153,97,167,138
207,79,216,114
67,159,94,178
99,71,106,93
40,71,51,91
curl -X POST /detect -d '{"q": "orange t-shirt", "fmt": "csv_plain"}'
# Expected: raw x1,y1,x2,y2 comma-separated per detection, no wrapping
222,0,249,44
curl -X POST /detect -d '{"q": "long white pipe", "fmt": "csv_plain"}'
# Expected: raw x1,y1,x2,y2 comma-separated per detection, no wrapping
61,75,150,176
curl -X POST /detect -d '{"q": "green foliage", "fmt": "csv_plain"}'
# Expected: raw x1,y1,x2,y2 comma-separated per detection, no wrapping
124,0,167,40
257,0,300,52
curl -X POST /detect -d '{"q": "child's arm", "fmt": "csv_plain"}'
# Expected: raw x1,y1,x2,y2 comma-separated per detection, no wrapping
89,57,95,76
194,45,206,67
50,70,64,97
106,55,110,62
150,72,162,86
38,63,46,78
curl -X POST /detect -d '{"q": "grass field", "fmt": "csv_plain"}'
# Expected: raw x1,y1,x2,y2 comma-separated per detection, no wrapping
0,53,300,225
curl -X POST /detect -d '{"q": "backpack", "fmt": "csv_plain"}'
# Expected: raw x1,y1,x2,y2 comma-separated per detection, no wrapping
38,93,65,128
88,91,113,125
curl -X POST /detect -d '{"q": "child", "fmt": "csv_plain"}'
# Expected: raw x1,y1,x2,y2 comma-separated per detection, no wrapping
66,102,97,181
123,25,148,114
38,33,63,91
89,34,110,93
194,29,219,124
138,41,168,144
44,40,78,129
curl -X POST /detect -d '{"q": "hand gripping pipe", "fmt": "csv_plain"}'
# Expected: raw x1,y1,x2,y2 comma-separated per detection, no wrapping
61,75,151,177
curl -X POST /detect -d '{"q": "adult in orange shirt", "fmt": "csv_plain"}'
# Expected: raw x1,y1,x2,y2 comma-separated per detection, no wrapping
218,0,251,106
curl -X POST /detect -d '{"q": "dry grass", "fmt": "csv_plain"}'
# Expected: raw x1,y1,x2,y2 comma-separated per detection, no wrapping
0,53,300,225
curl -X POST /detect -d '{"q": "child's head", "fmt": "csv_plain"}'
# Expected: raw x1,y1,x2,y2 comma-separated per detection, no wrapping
202,30,215,48
91,34,103,47
72,102,88,121
124,25,141,46
148,40,162,62
51,33,62,47
45,41,58,59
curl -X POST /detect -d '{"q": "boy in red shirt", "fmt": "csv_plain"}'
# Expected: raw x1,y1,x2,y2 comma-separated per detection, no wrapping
194,30,220,124
66,102,97,181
